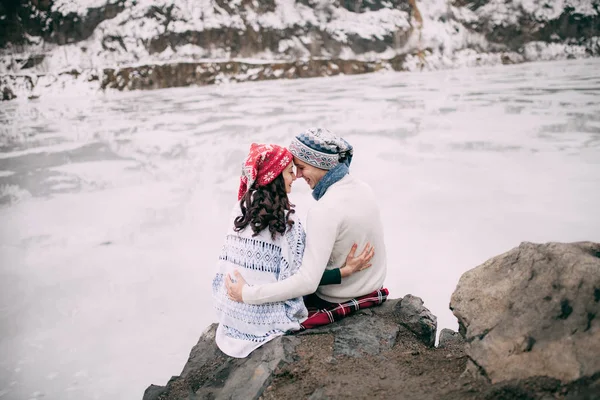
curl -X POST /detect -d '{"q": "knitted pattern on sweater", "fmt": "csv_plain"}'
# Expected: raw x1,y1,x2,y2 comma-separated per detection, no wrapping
212,204,308,358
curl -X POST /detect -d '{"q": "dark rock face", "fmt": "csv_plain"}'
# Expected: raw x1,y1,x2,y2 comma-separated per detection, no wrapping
460,1,600,52
450,241,600,384
2,0,414,57
0,0,50,47
48,1,126,45
335,0,411,13
100,58,401,91
10,1,596,62
2,86,16,101
0,0,126,47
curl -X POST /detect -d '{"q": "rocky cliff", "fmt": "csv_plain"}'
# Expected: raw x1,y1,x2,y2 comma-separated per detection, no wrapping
1,0,599,99
143,241,600,400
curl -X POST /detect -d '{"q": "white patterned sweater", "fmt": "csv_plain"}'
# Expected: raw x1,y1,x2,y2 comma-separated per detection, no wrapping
212,203,308,358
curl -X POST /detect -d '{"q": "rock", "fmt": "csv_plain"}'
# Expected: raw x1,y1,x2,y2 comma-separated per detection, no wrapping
392,294,437,347
143,323,300,400
438,328,464,349
481,376,563,400
2,87,16,101
7,0,600,66
460,358,489,382
450,241,600,384
7,1,125,47
142,385,166,400
293,300,411,359
22,54,45,69
296,312,400,357
3,1,415,60
463,1,600,52
144,296,438,399
99,58,401,92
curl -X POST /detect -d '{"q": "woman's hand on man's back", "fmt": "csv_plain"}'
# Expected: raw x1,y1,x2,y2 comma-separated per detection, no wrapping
340,243,375,278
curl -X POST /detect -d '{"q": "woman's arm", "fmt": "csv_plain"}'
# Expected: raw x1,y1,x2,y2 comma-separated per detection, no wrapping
320,268,341,285
226,242,374,302
238,207,337,304
225,205,335,304
320,243,374,285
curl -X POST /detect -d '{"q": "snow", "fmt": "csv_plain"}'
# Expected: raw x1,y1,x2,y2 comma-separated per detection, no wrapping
403,48,524,71
0,143,89,160
0,0,597,87
323,7,410,41
52,0,115,16
256,0,310,30
50,160,141,188
476,0,599,27
0,183,31,204
1,58,599,399
451,5,479,24
523,41,591,61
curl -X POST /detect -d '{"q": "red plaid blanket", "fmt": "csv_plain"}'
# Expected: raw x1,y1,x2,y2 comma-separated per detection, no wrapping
299,288,389,330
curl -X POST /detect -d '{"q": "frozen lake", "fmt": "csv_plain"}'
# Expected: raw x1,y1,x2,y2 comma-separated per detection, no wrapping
1,58,599,399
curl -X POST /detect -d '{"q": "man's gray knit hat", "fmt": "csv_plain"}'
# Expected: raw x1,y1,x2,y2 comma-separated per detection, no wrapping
288,127,353,170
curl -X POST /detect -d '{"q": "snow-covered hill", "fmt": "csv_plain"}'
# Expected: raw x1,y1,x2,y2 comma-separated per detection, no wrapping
1,0,598,99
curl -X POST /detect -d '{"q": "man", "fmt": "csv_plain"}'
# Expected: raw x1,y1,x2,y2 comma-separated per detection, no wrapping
226,128,387,326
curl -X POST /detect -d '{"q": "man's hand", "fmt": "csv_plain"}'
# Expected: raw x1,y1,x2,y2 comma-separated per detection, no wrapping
225,270,247,303
341,243,375,278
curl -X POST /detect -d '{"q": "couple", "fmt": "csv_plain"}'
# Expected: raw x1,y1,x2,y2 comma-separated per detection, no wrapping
212,127,388,358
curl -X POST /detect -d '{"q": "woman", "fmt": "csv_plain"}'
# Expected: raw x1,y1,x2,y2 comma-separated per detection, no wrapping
212,143,371,358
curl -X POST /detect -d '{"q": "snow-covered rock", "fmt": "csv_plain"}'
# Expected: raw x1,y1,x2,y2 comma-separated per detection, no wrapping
0,0,598,99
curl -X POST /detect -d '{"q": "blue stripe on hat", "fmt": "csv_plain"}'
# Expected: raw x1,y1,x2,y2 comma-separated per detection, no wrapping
289,128,353,170
296,133,338,154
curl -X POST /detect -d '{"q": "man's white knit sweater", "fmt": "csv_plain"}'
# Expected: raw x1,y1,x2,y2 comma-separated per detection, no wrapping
242,174,387,305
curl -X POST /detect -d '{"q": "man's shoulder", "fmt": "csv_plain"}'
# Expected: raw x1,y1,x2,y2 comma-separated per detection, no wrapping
307,197,337,215
305,195,344,228
326,174,375,200
333,174,372,190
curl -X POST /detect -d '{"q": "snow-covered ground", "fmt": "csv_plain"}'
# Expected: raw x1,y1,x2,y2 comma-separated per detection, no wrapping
1,58,600,399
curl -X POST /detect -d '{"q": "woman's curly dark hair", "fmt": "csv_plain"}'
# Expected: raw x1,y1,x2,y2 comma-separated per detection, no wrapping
234,174,295,240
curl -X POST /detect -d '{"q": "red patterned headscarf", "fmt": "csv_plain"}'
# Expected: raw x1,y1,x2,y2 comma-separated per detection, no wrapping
238,143,293,200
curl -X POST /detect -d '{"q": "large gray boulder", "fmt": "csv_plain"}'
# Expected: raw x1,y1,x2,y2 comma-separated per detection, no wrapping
450,241,600,384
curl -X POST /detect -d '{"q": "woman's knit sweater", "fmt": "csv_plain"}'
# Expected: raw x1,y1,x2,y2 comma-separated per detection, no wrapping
212,204,308,358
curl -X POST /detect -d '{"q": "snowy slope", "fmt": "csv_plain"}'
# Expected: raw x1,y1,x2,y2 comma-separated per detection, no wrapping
0,0,598,98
